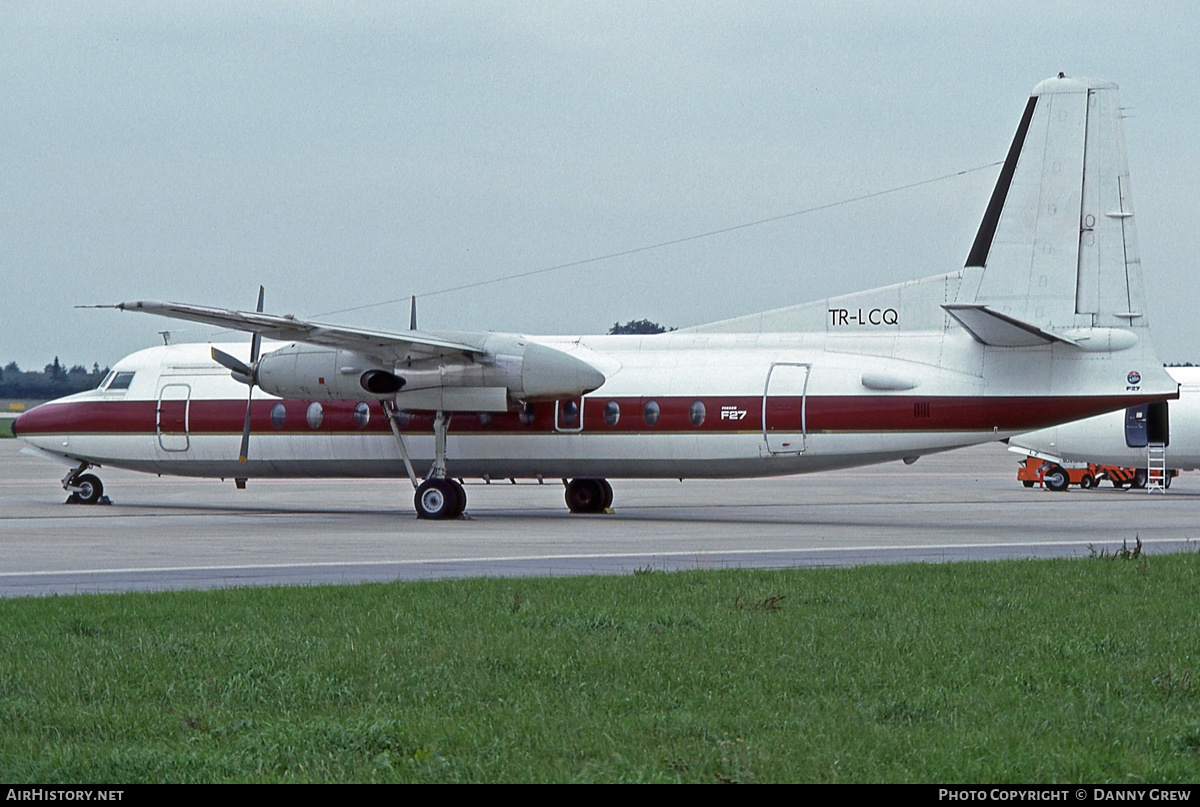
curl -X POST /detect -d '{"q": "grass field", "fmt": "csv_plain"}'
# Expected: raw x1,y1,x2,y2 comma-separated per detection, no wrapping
2,553,1199,783
0,418,15,438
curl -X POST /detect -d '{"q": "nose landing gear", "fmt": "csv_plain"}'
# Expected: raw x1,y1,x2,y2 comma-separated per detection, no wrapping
62,463,110,505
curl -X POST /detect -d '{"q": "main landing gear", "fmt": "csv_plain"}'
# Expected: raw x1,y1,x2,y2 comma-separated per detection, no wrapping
385,404,616,519
564,478,614,514
62,462,109,505
415,478,467,520
387,406,468,521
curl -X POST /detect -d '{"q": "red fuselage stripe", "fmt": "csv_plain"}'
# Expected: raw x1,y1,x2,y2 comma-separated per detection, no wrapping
15,394,1167,436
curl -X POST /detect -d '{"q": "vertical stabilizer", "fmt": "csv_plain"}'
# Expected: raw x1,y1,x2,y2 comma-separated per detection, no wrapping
967,76,1145,332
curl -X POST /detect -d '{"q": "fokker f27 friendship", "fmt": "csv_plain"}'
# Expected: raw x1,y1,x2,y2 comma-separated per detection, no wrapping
15,77,1180,519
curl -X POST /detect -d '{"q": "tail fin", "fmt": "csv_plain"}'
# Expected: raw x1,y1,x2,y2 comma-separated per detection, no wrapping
685,76,1153,343
966,76,1146,332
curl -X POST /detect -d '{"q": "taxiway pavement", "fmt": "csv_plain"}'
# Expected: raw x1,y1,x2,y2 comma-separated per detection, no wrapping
1,439,1195,597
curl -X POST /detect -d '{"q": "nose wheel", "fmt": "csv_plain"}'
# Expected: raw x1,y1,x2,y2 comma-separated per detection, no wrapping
62,463,108,505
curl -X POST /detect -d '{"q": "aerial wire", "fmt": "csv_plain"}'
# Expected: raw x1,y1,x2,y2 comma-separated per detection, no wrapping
317,160,1000,320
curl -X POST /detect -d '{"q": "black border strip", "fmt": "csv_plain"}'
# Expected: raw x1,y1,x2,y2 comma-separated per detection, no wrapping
965,95,1038,268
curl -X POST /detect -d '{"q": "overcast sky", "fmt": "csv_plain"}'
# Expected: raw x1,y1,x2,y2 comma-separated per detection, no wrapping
3,1,1198,370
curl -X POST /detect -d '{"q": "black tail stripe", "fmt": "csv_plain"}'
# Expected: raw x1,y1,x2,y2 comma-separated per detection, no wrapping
965,95,1039,268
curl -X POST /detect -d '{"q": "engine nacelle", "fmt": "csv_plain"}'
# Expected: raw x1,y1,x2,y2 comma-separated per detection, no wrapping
256,346,402,401
253,337,605,409
392,336,606,409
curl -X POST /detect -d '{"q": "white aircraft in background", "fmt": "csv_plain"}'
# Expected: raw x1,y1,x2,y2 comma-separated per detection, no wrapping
1009,366,1200,489
15,76,1180,519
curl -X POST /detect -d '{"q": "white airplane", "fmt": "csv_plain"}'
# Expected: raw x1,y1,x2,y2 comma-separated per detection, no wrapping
1008,366,1200,489
14,76,1181,519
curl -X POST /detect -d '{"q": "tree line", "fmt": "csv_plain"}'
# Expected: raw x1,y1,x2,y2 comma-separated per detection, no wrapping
0,358,110,399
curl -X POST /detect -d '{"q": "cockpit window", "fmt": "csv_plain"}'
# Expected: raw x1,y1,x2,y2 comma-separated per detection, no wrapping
97,371,115,390
106,372,136,391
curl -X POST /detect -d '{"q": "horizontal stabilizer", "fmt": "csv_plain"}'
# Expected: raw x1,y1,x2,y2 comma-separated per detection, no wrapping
942,304,1076,347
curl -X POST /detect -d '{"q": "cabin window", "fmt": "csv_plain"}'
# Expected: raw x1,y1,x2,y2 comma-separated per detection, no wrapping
106,371,135,391
560,400,579,428
353,402,370,428
689,400,706,427
604,401,620,427
643,400,660,426
477,412,492,427
306,402,324,429
519,403,536,426
270,403,287,429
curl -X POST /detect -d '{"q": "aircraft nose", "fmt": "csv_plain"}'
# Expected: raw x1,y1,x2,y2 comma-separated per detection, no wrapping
10,402,71,441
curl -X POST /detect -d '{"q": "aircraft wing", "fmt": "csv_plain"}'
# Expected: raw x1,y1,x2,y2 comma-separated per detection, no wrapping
105,300,487,359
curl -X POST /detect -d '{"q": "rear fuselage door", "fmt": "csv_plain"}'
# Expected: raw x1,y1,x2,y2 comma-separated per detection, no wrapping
157,383,191,452
1126,402,1170,447
763,363,810,454
1124,405,1148,448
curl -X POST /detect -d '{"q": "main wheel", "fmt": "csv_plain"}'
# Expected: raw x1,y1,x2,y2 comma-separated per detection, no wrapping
415,479,463,520
450,479,467,517
565,478,606,514
73,473,104,505
599,479,614,510
1043,465,1069,492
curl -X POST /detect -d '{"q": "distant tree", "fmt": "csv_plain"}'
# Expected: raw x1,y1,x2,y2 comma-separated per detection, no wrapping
0,358,111,399
608,319,674,335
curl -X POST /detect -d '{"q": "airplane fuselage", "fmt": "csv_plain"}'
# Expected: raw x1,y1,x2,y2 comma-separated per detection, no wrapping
16,330,1167,483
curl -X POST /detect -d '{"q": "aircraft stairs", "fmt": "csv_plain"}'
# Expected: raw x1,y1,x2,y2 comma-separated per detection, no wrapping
1146,443,1168,493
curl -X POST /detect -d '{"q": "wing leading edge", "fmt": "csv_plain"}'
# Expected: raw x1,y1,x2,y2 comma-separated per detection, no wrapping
105,300,486,360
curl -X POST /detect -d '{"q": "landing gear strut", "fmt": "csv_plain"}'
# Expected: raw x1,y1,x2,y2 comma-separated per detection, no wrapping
411,409,467,520
565,478,613,514
382,403,467,520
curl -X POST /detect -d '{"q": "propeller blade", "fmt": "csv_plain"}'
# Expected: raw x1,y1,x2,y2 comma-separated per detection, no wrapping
238,395,252,462
251,286,264,363
409,295,417,330
239,287,265,463
211,346,252,377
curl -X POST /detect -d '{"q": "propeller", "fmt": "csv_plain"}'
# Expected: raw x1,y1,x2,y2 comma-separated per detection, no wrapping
210,286,264,463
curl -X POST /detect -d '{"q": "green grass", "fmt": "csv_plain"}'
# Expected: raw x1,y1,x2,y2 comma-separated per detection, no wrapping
3,555,1200,783
0,418,14,438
